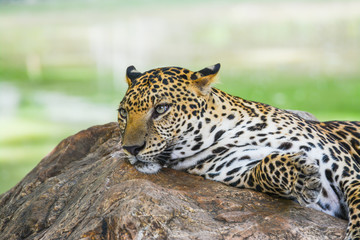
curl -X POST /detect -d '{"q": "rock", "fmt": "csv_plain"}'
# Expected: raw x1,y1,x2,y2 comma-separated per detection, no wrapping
286,109,319,121
0,122,346,240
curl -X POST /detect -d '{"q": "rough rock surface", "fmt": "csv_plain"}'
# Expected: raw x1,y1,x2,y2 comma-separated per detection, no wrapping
0,122,346,240
286,109,319,121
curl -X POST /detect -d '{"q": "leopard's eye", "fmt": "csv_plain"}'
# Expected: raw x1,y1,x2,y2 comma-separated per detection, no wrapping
155,104,169,114
154,104,170,116
118,108,127,118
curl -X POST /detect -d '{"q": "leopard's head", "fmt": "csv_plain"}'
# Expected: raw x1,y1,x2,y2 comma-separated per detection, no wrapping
118,64,220,173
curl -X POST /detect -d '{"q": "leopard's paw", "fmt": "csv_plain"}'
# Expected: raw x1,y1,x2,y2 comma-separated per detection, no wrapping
290,152,322,206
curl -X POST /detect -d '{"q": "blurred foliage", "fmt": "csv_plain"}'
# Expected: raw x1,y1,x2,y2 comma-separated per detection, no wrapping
0,0,360,193
0,118,77,192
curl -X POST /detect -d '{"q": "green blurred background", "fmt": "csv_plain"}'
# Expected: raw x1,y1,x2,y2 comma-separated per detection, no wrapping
1,0,360,194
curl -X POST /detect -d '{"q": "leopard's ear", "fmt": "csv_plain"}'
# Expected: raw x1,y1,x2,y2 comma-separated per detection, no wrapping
193,63,220,95
126,66,142,87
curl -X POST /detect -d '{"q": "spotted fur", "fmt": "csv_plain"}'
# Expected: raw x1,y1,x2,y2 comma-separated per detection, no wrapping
118,64,360,240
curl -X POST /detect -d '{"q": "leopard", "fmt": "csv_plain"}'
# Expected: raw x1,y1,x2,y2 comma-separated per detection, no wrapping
117,63,360,240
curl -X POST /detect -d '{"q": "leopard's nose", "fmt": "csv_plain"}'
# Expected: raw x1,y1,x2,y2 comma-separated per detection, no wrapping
123,143,145,156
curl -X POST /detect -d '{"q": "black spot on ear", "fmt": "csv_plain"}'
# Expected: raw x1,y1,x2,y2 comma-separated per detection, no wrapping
126,65,142,84
197,63,221,77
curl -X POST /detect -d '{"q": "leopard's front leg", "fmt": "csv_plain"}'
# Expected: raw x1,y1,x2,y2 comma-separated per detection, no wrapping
187,150,322,205
204,151,320,206
243,152,322,205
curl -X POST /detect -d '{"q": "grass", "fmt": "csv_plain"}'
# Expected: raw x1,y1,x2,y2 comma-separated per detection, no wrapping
0,117,82,193
216,70,360,121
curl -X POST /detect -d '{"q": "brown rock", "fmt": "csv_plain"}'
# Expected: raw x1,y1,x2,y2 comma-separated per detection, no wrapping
0,122,346,240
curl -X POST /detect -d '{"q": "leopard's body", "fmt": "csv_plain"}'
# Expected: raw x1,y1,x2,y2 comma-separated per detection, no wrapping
118,64,360,239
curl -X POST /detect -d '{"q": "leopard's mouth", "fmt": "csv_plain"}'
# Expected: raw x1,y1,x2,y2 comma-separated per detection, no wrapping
123,143,174,174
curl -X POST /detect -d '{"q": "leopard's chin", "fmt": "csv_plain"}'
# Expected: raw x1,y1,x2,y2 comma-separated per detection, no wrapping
133,160,162,174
